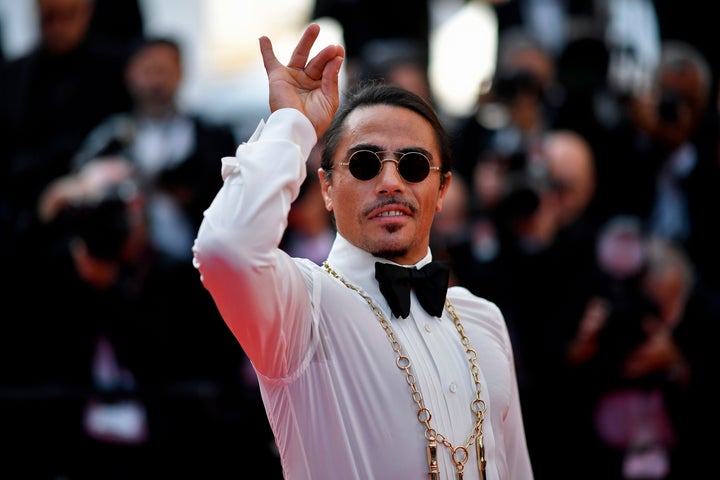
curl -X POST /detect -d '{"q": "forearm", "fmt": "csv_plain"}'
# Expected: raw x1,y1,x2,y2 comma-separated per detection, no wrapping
192,108,317,373
196,108,316,260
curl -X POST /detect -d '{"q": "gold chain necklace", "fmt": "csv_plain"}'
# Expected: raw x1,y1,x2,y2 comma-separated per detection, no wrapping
322,261,487,480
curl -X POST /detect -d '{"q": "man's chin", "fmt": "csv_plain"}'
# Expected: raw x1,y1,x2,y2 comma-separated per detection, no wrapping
371,236,410,261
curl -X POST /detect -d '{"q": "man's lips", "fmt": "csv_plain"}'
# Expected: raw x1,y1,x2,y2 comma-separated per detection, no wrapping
369,205,412,219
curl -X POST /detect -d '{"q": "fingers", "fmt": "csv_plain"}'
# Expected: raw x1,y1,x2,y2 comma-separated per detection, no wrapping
260,23,339,81
287,23,321,71
258,22,344,129
321,51,345,100
304,43,344,81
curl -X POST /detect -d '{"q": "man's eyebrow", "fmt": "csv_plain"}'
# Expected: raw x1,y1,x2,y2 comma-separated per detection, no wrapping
347,143,382,153
346,144,433,157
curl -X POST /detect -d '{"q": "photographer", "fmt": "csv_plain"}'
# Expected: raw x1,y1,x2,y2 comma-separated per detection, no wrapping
598,40,720,291
450,27,560,186
565,216,702,480
9,157,276,478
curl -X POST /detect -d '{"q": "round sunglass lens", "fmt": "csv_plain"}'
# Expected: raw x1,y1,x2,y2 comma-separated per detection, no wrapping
349,151,381,180
399,153,430,182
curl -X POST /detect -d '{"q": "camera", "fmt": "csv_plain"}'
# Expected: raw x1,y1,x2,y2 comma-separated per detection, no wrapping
656,88,683,123
592,215,662,385
495,153,556,222
62,184,135,261
493,69,544,103
597,289,658,370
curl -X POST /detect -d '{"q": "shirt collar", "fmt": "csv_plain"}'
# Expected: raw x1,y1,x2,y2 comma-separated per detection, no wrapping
326,233,434,307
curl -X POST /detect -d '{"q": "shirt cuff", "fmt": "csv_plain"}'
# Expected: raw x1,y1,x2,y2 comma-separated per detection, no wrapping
221,108,316,181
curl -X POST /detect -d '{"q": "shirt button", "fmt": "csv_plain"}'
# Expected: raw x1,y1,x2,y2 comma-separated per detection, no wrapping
449,383,457,393
424,324,432,333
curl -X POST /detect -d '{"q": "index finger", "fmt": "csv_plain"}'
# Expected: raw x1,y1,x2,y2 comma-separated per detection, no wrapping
259,34,281,74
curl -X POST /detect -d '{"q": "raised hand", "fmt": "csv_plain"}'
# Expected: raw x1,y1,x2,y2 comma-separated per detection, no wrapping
259,23,345,139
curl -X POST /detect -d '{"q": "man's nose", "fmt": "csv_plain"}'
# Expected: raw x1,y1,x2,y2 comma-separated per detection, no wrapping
375,159,404,191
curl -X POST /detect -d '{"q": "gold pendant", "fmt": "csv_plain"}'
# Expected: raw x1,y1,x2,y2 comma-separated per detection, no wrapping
427,440,439,480
476,435,486,480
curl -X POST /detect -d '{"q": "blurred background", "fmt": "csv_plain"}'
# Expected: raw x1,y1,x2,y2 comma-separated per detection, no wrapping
0,0,497,139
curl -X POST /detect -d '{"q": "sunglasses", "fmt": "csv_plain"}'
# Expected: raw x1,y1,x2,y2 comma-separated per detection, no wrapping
337,150,441,183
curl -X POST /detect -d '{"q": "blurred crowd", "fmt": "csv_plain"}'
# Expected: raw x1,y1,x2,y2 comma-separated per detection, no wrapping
1,0,278,478
2,0,719,479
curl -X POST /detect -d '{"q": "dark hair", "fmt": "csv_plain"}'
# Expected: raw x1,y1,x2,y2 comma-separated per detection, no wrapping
319,81,452,179
127,35,182,64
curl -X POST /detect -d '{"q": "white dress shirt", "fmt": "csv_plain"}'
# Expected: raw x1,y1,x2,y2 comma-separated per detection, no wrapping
193,108,534,480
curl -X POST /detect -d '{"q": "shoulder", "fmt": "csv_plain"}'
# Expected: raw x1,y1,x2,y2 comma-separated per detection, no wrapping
448,284,501,311
75,112,133,139
447,285,516,358
190,115,237,143
0,51,38,87
190,114,233,133
447,285,507,330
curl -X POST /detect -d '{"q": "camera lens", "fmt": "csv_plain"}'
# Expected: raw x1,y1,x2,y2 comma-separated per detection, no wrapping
657,89,681,123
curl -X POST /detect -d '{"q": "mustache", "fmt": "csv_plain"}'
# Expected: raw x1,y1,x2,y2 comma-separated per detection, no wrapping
362,196,417,217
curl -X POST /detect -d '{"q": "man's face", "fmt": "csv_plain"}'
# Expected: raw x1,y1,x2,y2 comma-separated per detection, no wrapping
126,44,182,114
38,0,93,55
319,104,451,265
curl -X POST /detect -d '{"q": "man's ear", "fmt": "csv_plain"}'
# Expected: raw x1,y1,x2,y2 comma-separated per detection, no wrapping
436,171,453,212
318,168,333,212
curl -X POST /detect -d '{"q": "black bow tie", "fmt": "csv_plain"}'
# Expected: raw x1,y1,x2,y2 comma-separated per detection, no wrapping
375,261,450,318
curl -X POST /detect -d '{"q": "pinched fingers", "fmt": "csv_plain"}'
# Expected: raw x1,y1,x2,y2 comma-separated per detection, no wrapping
286,23,321,72
303,44,341,81
259,23,344,137
262,23,340,83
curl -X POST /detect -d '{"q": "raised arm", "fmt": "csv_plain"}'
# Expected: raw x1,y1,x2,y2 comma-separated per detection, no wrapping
194,24,344,376
259,23,345,139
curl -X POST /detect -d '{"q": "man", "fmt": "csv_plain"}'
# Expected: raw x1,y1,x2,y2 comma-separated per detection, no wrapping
72,36,236,263
193,23,533,479
0,0,132,254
